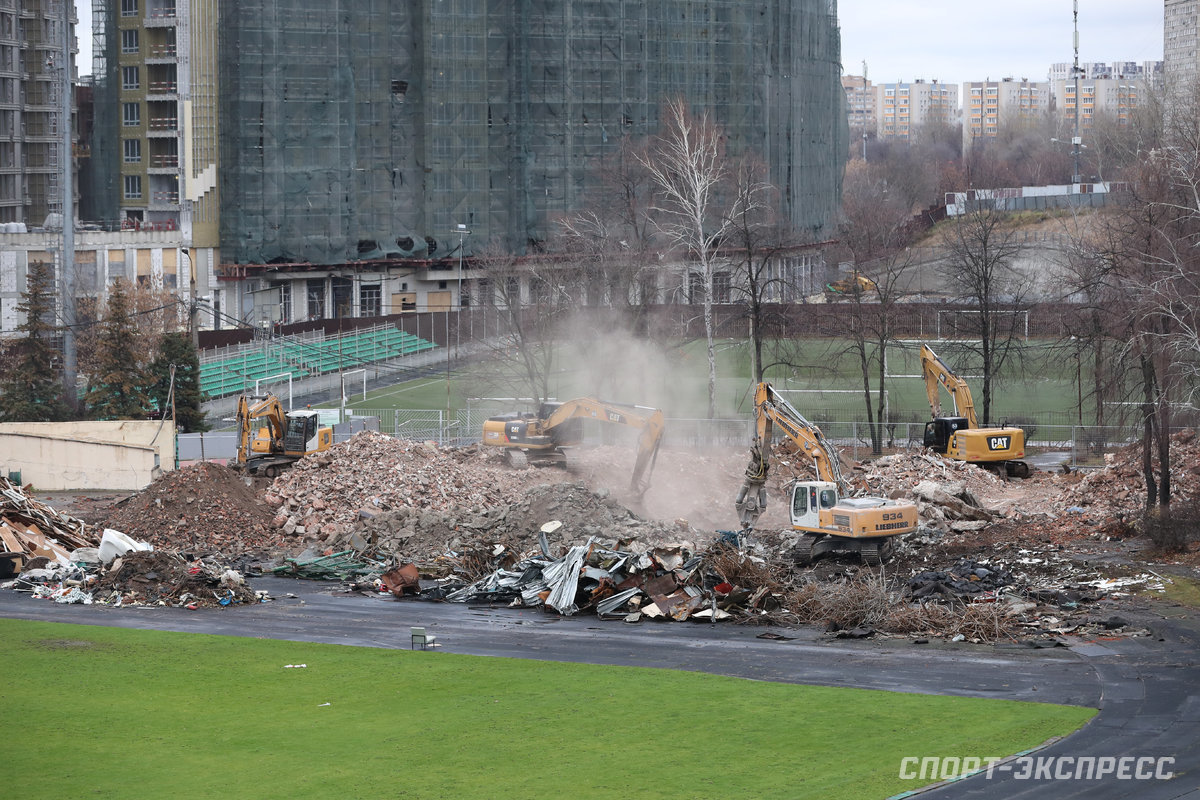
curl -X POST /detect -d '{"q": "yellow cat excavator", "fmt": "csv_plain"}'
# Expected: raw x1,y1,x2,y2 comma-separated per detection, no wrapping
919,344,1030,478
234,394,333,478
481,398,664,496
735,383,919,565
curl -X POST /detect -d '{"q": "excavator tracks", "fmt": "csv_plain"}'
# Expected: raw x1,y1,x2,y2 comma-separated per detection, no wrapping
858,537,894,567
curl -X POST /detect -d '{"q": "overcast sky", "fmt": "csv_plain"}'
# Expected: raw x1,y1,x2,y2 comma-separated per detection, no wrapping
840,1,1164,86
76,1,1164,85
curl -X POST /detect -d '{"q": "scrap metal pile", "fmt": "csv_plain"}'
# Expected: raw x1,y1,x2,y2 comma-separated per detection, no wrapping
442,537,745,622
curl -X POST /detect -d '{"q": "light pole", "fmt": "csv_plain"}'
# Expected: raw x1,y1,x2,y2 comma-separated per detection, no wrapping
454,223,470,360
1071,0,1082,184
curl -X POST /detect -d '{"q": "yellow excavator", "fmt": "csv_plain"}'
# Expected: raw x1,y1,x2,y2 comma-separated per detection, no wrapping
919,344,1029,478
824,272,877,300
735,383,919,565
234,394,333,478
481,398,665,496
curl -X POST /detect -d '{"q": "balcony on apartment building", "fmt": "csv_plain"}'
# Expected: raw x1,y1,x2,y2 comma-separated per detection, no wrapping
147,115,177,134
146,42,178,64
144,1,177,28
147,151,179,174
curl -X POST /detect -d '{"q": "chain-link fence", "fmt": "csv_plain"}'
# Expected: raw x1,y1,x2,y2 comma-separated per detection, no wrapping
177,410,1169,471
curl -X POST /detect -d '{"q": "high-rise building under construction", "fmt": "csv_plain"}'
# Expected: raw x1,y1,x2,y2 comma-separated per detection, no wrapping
95,0,847,266
221,0,847,265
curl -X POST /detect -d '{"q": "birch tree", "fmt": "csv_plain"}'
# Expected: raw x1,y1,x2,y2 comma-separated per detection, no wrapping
640,99,731,418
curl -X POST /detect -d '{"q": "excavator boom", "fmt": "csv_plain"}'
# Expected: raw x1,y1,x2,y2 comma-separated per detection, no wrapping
748,382,845,490
920,344,978,428
482,397,665,496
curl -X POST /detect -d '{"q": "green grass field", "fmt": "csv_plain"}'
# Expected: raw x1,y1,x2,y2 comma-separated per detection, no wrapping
329,337,1088,426
1,619,1096,800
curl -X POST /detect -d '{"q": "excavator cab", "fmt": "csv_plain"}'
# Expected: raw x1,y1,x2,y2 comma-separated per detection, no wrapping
923,417,968,453
790,481,839,530
284,410,323,454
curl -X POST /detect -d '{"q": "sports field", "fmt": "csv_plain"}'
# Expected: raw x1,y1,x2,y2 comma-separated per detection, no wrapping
327,337,1087,426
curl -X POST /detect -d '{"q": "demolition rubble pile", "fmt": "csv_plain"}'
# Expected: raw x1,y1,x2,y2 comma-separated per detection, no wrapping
11,549,259,608
0,475,98,574
265,431,547,546
101,462,277,556
93,550,258,607
1061,429,1200,512
336,481,692,571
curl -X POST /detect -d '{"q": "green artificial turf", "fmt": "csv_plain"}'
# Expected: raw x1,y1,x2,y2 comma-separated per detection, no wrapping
0,619,1095,800
326,337,1088,426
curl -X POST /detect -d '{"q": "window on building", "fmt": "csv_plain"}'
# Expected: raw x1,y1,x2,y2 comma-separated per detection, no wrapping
123,139,141,163
713,271,731,304
306,278,325,319
687,273,703,304
278,284,291,323
360,284,381,317
121,0,138,16
122,102,140,127
123,175,142,199
122,66,139,90
121,29,139,54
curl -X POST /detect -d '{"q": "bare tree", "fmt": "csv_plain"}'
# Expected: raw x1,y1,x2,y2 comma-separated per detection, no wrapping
834,159,922,453
936,209,1034,425
475,240,579,406
720,154,788,383
639,99,732,418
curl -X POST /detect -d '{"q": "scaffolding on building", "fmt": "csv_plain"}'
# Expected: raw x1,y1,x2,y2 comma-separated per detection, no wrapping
216,0,847,266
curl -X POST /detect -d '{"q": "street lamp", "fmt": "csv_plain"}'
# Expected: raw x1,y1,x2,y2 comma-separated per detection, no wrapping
454,223,471,359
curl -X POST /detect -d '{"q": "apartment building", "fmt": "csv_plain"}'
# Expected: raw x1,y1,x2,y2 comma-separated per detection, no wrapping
1049,60,1163,86
1165,0,1199,87
963,78,1050,150
876,79,958,142
1052,76,1146,131
842,75,877,138
89,0,218,248
0,0,77,225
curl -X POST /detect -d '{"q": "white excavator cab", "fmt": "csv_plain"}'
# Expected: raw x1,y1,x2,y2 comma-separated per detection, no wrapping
790,480,839,530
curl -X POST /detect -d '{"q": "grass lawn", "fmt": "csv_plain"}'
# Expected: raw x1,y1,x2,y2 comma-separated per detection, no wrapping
0,619,1096,800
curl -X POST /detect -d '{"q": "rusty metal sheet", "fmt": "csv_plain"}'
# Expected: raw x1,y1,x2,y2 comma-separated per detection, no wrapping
381,562,421,596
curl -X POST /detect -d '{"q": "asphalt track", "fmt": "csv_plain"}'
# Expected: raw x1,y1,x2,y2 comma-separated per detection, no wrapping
1,576,1197,799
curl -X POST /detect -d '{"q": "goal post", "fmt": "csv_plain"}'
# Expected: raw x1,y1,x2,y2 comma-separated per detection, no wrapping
773,388,888,423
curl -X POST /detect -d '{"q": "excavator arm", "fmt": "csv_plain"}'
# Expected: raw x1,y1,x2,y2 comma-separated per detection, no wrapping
235,394,287,466
543,398,665,496
920,344,979,428
737,383,846,529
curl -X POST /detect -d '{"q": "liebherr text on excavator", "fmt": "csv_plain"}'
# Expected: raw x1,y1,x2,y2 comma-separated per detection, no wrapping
735,383,918,565
482,398,665,496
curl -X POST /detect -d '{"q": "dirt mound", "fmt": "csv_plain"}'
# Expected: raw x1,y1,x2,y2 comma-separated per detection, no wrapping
100,462,276,556
337,481,695,565
1062,429,1200,512
264,431,560,548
